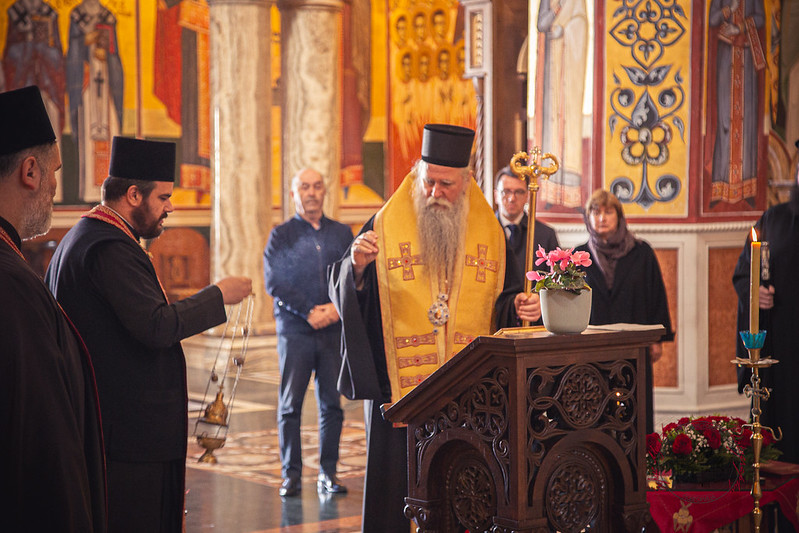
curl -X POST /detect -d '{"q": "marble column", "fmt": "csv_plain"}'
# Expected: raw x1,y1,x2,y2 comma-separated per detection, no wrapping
209,0,275,335
278,0,343,220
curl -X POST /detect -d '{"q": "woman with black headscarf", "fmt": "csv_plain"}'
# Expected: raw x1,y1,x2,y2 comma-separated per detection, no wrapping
575,189,674,432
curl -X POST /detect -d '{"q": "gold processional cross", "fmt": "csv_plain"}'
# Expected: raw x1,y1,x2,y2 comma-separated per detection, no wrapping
509,148,559,327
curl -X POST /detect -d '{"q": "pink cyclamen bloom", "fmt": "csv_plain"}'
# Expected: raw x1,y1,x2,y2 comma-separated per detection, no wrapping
534,245,549,267
548,247,570,269
526,270,545,281
551,247,573,270
571,250,592,267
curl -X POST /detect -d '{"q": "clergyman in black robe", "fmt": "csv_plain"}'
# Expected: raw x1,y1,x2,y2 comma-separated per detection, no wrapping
733,183,799,464
0,85,106,532
46,136,252,532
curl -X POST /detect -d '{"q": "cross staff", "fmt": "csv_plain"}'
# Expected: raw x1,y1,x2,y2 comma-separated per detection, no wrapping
509,148,559,326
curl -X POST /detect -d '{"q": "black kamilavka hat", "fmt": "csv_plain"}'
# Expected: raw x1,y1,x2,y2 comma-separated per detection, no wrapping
0,86,56,156
109,136,176,182
421,124,475,168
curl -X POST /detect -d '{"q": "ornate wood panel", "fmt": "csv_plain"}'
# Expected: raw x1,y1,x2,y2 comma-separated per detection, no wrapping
386,326,664,532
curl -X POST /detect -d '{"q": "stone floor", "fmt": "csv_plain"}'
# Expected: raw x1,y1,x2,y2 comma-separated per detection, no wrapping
183,334,365,533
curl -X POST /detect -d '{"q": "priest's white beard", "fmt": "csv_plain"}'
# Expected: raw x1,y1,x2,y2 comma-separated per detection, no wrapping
413,173,469,282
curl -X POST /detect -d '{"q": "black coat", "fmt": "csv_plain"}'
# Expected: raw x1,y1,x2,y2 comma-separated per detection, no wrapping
732,190,799,462
45,217,226,463
574,240,674,341
1,218,106,532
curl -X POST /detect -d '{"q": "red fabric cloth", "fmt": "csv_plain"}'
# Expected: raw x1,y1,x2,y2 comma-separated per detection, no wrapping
647,477,799,533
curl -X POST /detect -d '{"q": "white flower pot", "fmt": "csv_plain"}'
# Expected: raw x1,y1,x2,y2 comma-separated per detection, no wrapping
539,288,592,334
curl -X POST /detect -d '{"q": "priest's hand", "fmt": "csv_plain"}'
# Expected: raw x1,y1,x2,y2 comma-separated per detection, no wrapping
351,231,379,285
216,276,253,304
760,284,775,309
514,292,541,322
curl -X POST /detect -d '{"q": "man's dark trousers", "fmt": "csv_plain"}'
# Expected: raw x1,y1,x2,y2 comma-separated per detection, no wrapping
277,328,343,480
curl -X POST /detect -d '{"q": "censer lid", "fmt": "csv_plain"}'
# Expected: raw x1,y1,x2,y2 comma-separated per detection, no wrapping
200,390,229,426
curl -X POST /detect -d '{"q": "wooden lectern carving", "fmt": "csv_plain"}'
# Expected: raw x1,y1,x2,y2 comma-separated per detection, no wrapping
384,325,664,532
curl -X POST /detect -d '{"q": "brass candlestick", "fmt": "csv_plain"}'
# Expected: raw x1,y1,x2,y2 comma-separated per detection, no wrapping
734,330,782,532
194,295,254,463
509,148,559,326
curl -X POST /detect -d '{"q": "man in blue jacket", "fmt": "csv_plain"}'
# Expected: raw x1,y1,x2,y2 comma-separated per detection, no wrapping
263,167,354,497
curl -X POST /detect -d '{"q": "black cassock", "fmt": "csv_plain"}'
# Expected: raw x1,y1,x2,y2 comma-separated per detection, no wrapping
46,215,226,532
733,188,799,463
329,217,523,533
574,239,674,434
0,217,106,532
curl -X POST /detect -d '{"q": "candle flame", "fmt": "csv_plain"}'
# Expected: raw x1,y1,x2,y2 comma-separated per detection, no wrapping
751,227,758,242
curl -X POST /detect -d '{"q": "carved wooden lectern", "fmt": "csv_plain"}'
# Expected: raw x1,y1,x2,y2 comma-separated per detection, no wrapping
384,325,664,533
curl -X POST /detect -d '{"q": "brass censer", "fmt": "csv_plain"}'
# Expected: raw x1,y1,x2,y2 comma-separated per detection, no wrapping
193,294,255,463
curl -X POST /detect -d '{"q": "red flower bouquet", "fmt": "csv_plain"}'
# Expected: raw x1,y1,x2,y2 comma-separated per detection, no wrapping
647,415,781,483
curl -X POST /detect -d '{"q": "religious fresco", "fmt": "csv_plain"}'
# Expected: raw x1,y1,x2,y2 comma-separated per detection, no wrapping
530,0,594,212
701,0,777,214
603,0,691,217
0,0,211,207
67,0,124,202
2,0,66,200
153,0,211,201
387,0,476,191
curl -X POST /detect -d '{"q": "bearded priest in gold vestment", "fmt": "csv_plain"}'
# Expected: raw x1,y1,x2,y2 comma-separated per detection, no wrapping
329,123,541,532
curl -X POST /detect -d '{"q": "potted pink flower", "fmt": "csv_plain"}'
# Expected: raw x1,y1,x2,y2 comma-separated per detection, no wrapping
526,246,593,334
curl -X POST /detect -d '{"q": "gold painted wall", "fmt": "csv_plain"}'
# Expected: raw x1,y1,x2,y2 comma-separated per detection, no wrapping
365,0,387,143
603,0,692,217
386,0,475,191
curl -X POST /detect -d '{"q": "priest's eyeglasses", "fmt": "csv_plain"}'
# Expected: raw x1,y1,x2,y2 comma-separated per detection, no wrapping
499,188,527,199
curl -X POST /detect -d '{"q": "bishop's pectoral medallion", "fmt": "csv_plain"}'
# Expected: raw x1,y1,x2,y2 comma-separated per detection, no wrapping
428,293,450,326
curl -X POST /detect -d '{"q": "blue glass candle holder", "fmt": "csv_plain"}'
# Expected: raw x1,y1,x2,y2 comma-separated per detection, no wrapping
739,330,767,350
